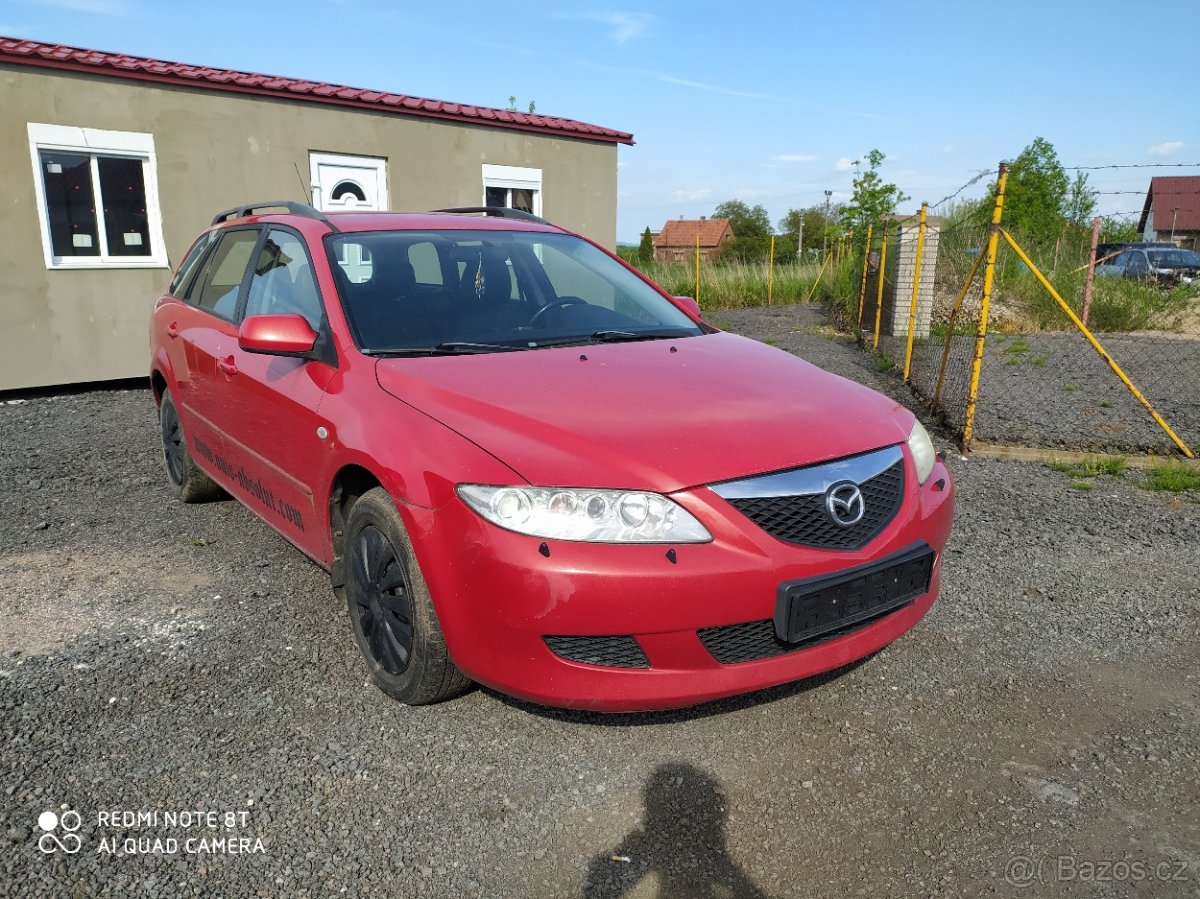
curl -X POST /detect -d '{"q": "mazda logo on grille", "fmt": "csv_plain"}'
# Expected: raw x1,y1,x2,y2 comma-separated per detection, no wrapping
825,481,865,527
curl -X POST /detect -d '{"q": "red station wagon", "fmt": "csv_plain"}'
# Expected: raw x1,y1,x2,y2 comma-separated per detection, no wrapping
150,202,954,711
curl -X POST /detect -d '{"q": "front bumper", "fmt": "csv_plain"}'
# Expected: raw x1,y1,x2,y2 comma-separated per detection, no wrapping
407,455,954,712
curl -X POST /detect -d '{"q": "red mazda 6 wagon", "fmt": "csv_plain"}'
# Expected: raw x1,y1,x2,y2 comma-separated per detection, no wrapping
150,201,954,711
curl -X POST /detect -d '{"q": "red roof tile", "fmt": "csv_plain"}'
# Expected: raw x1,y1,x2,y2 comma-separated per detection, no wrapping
0,36,634,146
1139,176,1200,235
653,218,734,249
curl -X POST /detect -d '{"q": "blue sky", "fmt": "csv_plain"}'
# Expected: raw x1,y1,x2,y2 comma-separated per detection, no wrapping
5,0,1198,242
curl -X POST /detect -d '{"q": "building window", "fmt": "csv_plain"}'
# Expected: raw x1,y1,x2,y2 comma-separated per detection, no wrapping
27,123,168,270
482,164,542,216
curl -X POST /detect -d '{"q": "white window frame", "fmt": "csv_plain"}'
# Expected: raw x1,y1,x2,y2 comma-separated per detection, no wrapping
482,164,542,217
27,122,169,270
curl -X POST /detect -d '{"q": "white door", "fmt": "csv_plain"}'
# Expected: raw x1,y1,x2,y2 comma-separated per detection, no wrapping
309,153,388,212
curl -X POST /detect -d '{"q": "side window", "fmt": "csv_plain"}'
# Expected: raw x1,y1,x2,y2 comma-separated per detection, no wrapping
187,229,260,320
1126,252,1148,274
244,229,324,330
168,233,213,297
482,164,542,217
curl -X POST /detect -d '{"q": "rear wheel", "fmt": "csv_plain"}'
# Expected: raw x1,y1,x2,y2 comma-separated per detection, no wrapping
159,391,221,503
343,487,471,705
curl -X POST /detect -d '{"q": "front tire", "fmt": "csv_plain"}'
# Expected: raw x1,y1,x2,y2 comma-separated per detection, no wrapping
159,391,221,503
343,487,471,705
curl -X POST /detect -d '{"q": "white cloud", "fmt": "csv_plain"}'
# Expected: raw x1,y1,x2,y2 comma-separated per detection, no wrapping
1147,141,1184,158
671,188,712,202
834,157,856,172
941,144,955,153
771,154,816,163
577,11,655,43
657,74,781,100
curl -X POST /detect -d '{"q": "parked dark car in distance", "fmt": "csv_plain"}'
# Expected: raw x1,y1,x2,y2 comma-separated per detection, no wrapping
1095,246,1200,285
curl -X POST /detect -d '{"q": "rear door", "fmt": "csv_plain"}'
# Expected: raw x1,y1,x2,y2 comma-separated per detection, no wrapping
174,227,262,465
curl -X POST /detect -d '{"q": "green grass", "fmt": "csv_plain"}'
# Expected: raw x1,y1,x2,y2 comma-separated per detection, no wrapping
1031,354,1048,366
1002,338,1029,355
1099,400,1112,409
935,225,1199,334
1063,382,1077,392
1046,456,1127,479
627,259,828,309
873,354,895,372
1069,480,1096,491
1142,463,1200,492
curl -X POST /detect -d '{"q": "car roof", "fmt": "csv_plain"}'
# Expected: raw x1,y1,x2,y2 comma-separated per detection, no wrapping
320,211,566,235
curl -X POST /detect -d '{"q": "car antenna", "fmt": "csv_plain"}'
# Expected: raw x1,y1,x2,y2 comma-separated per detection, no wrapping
293,162,313,205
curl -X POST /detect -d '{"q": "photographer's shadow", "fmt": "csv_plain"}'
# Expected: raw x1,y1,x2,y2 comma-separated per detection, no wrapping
583,762,772,899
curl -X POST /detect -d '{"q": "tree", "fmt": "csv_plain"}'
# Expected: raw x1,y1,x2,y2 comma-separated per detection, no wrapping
711,199,773,263
840,150,910,245
1063,171,1097,228
779,205,842,258
638,227,654,264
1002,137,1096,246
711,200,772,240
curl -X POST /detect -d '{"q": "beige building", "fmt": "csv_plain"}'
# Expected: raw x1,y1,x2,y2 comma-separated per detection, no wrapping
0,37,632,391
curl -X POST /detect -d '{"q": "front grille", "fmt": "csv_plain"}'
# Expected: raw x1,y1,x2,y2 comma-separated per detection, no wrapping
697,607,906,665
724,460,904,550
544,635,649,668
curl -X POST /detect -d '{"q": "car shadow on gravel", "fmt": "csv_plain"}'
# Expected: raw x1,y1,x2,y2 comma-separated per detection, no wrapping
485,656,874,726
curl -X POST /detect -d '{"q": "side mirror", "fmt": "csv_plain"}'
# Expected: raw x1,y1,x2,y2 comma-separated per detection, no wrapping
673,296,703,320
238,314,318,357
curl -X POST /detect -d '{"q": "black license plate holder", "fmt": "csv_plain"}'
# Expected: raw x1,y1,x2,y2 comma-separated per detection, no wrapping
774,543,934,644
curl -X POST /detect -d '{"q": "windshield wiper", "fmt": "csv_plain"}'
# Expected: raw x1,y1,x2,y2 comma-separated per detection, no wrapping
535,329,696,348
366,342,527,357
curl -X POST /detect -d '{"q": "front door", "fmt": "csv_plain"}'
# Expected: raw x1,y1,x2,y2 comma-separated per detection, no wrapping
310,153,388,212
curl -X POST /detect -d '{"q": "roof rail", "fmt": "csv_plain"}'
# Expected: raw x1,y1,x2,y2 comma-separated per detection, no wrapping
211,200,340,232
432,206,550,225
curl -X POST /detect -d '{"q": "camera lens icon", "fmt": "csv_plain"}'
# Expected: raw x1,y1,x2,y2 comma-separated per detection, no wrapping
37,809,82,854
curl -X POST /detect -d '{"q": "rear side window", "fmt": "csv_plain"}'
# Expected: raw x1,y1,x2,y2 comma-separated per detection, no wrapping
187,229,260,319
168,232,213,297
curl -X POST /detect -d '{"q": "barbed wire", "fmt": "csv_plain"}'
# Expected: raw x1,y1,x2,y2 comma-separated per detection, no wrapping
1064,162,1200,171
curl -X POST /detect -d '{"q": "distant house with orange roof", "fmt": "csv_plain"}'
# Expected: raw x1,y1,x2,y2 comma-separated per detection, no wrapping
653,217,734,262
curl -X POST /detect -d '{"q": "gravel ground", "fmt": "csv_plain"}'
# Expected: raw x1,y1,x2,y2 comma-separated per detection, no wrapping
894,329,1200,456
2,303,1198,898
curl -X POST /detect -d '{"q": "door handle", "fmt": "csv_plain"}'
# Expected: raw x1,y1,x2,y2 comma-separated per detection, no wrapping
166,322,179,339
217,356,239,377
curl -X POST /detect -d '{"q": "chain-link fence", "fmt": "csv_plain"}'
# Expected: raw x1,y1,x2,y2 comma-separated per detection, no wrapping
851,163,1199,459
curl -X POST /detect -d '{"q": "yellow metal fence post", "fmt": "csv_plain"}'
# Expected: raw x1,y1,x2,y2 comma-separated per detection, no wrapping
962,163,1009,453
902,203,928,381
873,225,889,350
1000,229,1194,458
768,235,775,305
805,252,832,303
856,224,874,337
694,234,700,306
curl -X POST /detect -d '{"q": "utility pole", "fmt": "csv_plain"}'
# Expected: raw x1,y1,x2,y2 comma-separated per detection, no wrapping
822,190,833,260
797,220,804,263
1171,207,1180,244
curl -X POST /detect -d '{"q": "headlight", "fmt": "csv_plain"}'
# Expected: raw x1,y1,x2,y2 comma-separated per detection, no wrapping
907,419,936,485
457,485,712,543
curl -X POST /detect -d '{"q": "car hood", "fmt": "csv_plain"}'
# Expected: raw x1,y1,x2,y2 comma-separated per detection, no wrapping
374,332,914,493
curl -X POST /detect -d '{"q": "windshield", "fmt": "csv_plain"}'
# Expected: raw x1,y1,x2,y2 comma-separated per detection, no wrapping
1147,249,1200,267
325,229,705,354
